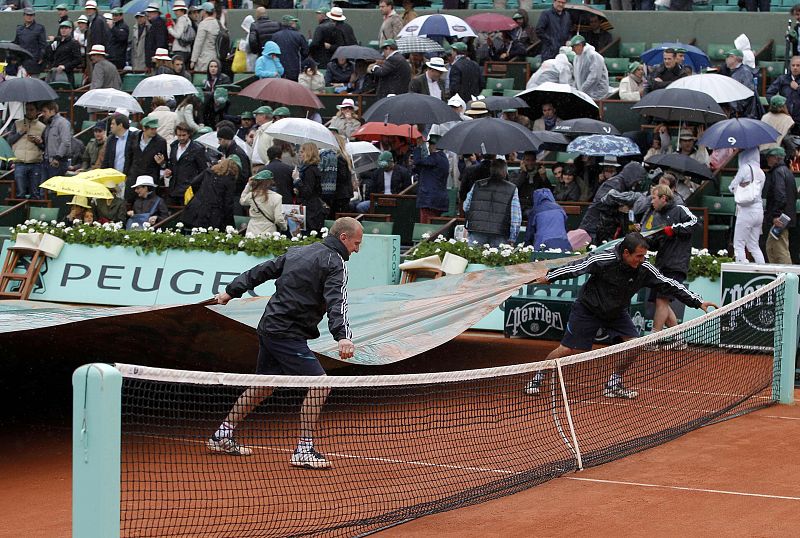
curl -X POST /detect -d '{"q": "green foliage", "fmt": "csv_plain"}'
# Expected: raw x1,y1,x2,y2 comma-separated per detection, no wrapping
409,235,549,267
687,248,733,282
12,219,323,257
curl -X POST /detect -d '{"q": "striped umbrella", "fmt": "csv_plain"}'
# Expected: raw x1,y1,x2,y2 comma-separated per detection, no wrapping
396,36,444,54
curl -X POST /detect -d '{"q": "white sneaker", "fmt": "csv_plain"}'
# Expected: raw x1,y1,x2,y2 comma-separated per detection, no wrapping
642,342,660,352
663,339,688,351
207,435,253,456
603,385,639,399
290,448,332,469
524,379,541,395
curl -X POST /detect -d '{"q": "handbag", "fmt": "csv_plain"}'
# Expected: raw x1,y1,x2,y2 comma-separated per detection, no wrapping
733,165,761,206
231,47,247,74
126,197,162,230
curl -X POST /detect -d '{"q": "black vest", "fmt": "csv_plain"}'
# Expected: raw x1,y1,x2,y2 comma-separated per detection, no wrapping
467,177,516,236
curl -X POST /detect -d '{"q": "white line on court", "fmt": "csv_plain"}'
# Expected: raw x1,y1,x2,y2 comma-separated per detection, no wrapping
763,415,800,421
562,476,800,501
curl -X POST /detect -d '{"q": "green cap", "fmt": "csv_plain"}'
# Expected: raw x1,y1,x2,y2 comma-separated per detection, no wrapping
726,48,743,58
502,108,517,113
141,116,158,128
213,87,228,104
674,47,687,54
450,42,467,52
240,110,254,120
228,154,242,169
252,169,274,181
427,134,441,143
377,151,393,167
569,34,586,46
272,106,290,117
382,39,397,49
315,7,326,13
770,94,787,108
59,20,73,28
512,12,524,19
201,2,214,12
627,61,642,73
281,14,294,24
56,3,68,9
765,147,786,157
111,7,123,15
254,105,273,115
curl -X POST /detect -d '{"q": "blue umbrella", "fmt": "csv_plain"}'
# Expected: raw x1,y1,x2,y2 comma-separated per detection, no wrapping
124,0,167,14
697,118,780,149
397,14,477,39
567,135,641,157
641,42,711,72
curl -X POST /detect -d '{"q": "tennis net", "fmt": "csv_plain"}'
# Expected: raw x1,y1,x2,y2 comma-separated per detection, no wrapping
105,275,786,537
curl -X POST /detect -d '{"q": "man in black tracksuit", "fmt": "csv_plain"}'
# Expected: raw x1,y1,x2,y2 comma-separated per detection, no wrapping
208,217,363,470
579,161,646,244
524,232,715,399
639,184,698,342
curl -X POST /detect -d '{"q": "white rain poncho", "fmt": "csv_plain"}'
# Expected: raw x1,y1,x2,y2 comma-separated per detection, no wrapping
573,44,610,100
526,53,574,90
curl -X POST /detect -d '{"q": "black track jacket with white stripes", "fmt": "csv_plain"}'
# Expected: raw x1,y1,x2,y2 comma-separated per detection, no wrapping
545,243,703,319
226,235,352,342
641,200,697,277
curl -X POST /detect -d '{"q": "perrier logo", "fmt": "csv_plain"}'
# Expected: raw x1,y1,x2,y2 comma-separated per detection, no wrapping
506,301,564,337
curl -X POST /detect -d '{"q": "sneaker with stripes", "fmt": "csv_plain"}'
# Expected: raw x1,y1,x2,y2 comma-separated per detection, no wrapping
207,435,253,456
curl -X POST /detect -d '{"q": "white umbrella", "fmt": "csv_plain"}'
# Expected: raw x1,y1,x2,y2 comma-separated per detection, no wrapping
75,88,144,114
398,14,477,39
265,118,339,149
515,82,599,120
194,131,252,158
132,74,198,98
666,74,753,104
346,141,381,174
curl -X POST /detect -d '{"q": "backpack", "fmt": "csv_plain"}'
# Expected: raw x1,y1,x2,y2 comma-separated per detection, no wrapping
215,20,231,61
177,19,196,48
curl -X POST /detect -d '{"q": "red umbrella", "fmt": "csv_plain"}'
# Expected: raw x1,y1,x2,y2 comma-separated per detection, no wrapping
352,122,423,141
239,78,323,109
464,13,517,33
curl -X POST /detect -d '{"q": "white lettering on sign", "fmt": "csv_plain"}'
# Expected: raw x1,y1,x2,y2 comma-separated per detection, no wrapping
505,301,564,337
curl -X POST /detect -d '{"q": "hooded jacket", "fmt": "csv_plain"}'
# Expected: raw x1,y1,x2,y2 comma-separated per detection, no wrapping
573,44,610,100
524,188,571,251
729,147,765,214
225,235,353,342
640,199,698,276
255,41,285,79
271,25,308,82
526,53,573,90
580,162,645,240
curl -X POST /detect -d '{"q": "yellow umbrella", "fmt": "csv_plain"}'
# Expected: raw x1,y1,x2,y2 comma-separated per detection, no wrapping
80,168,126,188
40,175,114,199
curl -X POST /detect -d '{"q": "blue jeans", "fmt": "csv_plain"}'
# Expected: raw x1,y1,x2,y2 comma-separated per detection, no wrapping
42,160,68,182
355,200,371,214
13,162,42,199
468,231,508,248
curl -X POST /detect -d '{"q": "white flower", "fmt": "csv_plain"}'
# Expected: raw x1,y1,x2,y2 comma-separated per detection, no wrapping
489,247,498,254
19,225,27,231
458,237,468,243
421,232,431,240
238,240,245,248
321,227,329,233
691,247,700,256
716,249,728,257
501,250,511,257
310,230,318,237
188,237,195,243
435,248,441,253
175,222,184,229
291,236,299,241
64,227,72,233
56,222,65,228
433,237,442,243
225,226,235,234
482,249,491,257
588,245,597,251
142,222,150,229
130,222,139,228
124,235,130,240
448,238,456,244
50,220,57,225
272,231,282,239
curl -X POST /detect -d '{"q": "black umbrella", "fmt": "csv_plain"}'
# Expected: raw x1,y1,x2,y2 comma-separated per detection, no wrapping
0,77,58,103
645,153,713,181
553,118,620,136
331,45,383,62
476,96,528,112
631,88,726,124
0,41,33,59
516,82,599,121
363,93,460,125
437,117,563,155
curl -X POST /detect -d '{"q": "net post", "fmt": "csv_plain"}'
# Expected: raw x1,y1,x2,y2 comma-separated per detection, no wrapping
72,363,122,538
555,360,583,471
778,273,798,405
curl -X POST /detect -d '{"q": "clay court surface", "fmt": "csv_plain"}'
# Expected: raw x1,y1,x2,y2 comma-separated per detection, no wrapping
3,335,800,536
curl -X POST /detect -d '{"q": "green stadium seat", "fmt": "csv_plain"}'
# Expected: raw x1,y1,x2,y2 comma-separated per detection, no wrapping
503,88,519,97
412,223,442,242
324,219,335,230
693,4,713,10
192,73,207,88
233,215,250,231
759,61,784,81
775,43,788,62
233,72,254,84
707,43,730,62
485,77,515,93
363,221,393,235
527,55,542,72
718,176,735,195
80,120,95,132
619,42,646,60
27,206,59,223
604,57,628,77
712,4,740,9
121,73,147,93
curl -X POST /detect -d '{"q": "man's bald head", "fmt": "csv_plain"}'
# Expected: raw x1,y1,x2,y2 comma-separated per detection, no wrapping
330,217,362,237
255,6,266,17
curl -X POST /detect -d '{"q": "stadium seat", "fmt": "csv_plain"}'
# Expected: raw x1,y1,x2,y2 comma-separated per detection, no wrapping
363,221,393,235
27,206,59,222
707,44,730,62
693,4,713,10
712,4,739,9
121,73,147,93
324,219,335,230
759,61,784,81
192,73,207,88
619,42,645,60
412,223,442,242
80,120,95,132
485,77,515,93
718,176,735,195
527,55,542,73
233,215,250,231
604,57,628,77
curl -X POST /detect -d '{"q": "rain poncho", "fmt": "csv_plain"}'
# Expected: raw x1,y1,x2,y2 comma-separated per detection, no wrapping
255,41,284,79
579,161,646,242
729,147,766,263
524,188,572,251
526,53,573,90
573,44,610,100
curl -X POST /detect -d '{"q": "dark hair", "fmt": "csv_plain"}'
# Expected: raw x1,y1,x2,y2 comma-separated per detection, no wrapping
620,232,648,254
379,0,394,6
206,59,221,77
523,151,537,159
660,172,677,189
562,164,575,176
174,122,192,135
267,145,283,161
663,47,676,55
41,101,58,112
552,163,564,172
791,3,800,14
490,158,508,178
110,112,130,130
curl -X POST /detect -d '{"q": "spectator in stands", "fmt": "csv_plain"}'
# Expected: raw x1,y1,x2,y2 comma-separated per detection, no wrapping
40,101,72,181
579,161,645,243
512,151,553,214
169,1,192,59
309,8,343,67
610,0,633,9
240,169,288,236
265,145,294,203
570,35,610,100
744,0,769,11
326,56,354,88
237,111,255,140
144,3,168,71
766,56,800,132
378,0,403,46
762,147,796,264
176,92,203,133
525,188,572,251
584,14,612,52
491,30,528,62
597,156,621,186
217,121,251,188
299,58,325,93
202,59,231,93
74,15,89,59
554,164,580,202
46,21,81,88
725,49,757,117
148,97,178,145
84,1,110,57
348,60,378,94
63,196,90,224
6,102,44,199
409,57,448,100
126,175,168,227
256,41,284,79
190,3,220,72
79,122,107,171
172,54,192,81
182,156,238,230
510,10,536,55
56,3,69,24
502,108,531,129
761,95,794,150
251,106,276,172
129,11,149,71
248,7,280,58
295,142,326,232
646,47,687,93
152,48,174,75
88,45,121,90
526,49,574,90
126,117,168,203
414,134,450,223
535,0,571,62
272,15,309,82
532,103,561,131
729,148,766,264
13,7,45,75
327,98,362,140
458,153,494,208
332,7,357,46
447,42,483,104
107,8,128,69
356,151,412,213
674,47,693,75
368,40,412,98
401,0,417,25
103,113,135,196
463,159,521,247
671,128,710,167
617,62,645,102
92,186,127,223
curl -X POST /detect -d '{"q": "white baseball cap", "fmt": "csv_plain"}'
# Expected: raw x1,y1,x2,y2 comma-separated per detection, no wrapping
133,175,156,188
